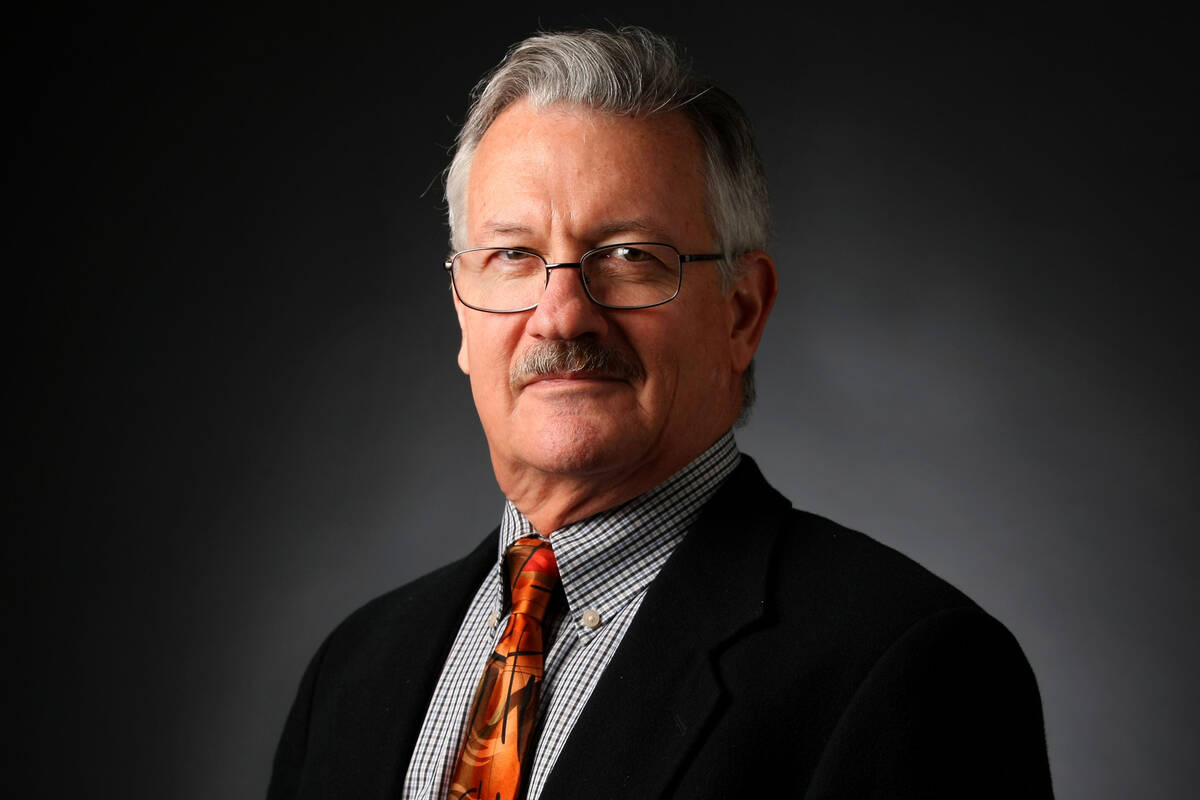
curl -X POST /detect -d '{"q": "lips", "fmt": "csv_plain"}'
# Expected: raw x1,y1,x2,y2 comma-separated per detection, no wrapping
523,370,622,386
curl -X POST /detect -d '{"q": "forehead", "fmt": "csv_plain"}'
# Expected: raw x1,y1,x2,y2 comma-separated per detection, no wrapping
465,100,712,244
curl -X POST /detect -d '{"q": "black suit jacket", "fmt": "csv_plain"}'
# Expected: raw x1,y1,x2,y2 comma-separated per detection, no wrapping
268,457,1053,798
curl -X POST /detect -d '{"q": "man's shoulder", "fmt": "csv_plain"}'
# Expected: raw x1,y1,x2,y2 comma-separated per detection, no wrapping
267,531,501,799
316,531,497,666
706,455,988,644
775,504,973,614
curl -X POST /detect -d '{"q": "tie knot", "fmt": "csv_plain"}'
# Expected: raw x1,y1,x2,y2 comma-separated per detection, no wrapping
505,537,560,616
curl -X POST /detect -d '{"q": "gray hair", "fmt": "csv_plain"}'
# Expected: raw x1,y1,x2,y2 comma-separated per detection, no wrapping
445,26,769,419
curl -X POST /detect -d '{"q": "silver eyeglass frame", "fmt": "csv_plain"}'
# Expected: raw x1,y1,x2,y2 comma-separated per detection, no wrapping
443,241,724,313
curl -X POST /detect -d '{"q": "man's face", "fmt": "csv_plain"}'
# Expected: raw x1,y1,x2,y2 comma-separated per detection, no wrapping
454,99,766,511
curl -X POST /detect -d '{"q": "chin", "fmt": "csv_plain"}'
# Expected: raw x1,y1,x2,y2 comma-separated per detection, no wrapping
520,417,642,477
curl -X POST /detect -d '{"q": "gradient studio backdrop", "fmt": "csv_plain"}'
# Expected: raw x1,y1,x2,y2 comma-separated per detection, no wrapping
13,5,1197,799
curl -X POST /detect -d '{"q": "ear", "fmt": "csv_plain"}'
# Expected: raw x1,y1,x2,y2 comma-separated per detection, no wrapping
726,250,778,372
452,291,471,375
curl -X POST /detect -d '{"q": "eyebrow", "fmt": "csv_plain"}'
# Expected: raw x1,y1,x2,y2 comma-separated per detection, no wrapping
478,222,535,238
593,218,669,239
477,218,671,242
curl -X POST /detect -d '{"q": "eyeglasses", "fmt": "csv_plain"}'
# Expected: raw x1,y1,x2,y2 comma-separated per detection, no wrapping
444,242,724,313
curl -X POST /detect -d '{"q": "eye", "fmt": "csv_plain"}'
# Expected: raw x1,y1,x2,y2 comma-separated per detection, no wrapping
477,248,543,279
610,246,653,262
499,249,534,261
586,245,675,288
485,249,540,267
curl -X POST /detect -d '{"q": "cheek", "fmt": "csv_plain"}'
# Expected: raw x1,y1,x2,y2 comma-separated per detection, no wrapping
624,325,699,393
467,318,526,385
667,317,733,389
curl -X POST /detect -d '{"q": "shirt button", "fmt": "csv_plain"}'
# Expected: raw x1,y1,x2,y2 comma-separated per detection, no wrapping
488,610,499,628
581,609,601,629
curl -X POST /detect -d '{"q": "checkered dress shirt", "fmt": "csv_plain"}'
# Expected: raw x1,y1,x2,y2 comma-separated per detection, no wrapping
401,431,740,800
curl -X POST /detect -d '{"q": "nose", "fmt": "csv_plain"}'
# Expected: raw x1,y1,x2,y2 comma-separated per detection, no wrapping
525,263,609,341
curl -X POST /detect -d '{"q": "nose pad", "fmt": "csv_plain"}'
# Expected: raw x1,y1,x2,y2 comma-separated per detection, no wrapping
528,263,606,340
541,263,590,302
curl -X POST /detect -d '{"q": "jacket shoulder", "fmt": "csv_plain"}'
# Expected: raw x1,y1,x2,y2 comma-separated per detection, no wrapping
775,506,974,618
319,530,497,666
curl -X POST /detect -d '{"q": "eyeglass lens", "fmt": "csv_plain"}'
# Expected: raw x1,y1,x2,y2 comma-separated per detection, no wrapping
450,243,682,312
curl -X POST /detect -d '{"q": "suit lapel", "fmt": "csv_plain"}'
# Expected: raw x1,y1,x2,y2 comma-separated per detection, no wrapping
538,458,791,799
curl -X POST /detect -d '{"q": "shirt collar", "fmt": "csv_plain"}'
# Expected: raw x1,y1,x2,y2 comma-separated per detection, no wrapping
497,431,740,637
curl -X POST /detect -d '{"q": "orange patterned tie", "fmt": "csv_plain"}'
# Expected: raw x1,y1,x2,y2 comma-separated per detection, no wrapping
448,537,560,800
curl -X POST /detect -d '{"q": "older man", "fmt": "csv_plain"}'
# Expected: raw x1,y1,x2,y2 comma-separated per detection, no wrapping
268,27,1053,800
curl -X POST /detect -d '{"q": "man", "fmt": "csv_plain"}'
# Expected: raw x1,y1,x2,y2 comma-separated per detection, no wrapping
268,27,1053,799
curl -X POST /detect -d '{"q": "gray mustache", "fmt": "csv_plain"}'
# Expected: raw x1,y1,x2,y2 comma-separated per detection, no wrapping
511,338,644,391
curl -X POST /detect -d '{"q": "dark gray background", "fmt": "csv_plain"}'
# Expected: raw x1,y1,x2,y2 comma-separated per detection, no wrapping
12,4,1197,798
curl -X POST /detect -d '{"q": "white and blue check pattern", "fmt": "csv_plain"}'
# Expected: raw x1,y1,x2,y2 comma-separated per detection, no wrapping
401,431,740,800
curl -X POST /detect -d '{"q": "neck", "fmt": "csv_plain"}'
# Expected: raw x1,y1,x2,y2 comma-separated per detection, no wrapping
493,431,737,534
498,463,669,535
